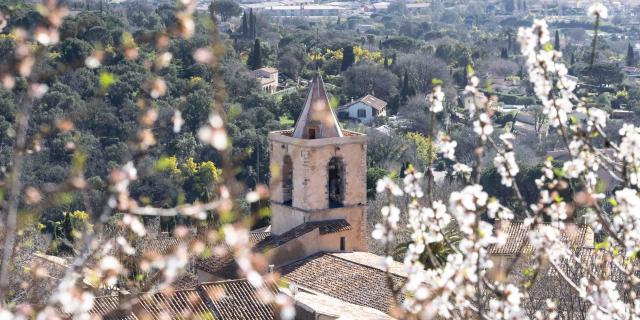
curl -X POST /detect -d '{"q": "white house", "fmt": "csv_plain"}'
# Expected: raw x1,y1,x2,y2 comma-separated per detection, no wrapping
337,95,387,125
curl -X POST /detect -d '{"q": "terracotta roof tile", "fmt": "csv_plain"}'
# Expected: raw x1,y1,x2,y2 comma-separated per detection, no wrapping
249,231,271,243
256,219,351,249
278,252,404,313
199,279,278,320
137,289,212,319
91,279,275,320
489,221,593,256
173,273,200,291
196,220,351,277
136,234,184,256
292,73,343,139
256,67,278,74
90,295,137,320
338,94,387,111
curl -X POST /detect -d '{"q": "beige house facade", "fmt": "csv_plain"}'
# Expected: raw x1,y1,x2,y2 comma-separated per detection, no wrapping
254,67,279,94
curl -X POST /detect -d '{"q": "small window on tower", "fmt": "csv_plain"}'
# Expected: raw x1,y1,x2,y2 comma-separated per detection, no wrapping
308,127,317,139
340,237,346,251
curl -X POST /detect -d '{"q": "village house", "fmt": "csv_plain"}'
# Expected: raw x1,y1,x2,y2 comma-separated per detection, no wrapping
254,67,279,94
337,94,387,125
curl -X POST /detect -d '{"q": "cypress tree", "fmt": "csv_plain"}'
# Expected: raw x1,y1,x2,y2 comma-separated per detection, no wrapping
248,39,262,70
501,48,509,59
627,43,635,67
341,45,355,71
554,30,560,50
391,52,397,66
241,11,248,38
384,56,389,68
249,9,256,39
61,212,74,253
400,69,412,104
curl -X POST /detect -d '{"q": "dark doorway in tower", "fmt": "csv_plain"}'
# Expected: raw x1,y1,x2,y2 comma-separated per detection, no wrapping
328,157,345,208
283,155,293,205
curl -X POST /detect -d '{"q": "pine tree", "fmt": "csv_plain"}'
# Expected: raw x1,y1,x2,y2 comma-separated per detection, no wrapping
570,53,575,65
384,56,389,68
554,30,560,50
378,39,382,50
501,48,509,59
627,43,636,67
248,39,262,70
341,45,355,71
241,11,248,39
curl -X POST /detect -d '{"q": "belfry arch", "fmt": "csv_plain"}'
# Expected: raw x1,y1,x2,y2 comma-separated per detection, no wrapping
282,155,293,205
327,157,345,208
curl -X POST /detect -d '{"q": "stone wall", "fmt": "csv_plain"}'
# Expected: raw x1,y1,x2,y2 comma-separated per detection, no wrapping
269,131,367,210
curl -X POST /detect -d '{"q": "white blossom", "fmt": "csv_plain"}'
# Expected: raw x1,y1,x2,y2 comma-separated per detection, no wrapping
494,151,519,187
588,3,609,19
429,85,445,113
473,113,493,140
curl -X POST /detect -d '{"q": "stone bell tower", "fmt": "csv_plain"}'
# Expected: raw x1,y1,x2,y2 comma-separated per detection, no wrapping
268,73,368,252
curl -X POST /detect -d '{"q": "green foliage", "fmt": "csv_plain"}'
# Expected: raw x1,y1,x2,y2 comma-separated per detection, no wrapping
406,132,436,169
279,115,294,126
343,63,398,102
571,62,624,85
381,36,417,52
366,167,389,198
248,39,263,70
57,38,93,65
627,43,635,67
209,0,242,21
394,223,462,270
341,45,355,71
99,72,117,92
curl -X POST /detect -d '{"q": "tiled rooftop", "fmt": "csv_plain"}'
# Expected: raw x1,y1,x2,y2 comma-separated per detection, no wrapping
90,279,276,320
90,295,138,320
196,220,351,277
489,221,594,256
278,252,405,313
338,94,387,111
137,289,211,319
200,279,278,320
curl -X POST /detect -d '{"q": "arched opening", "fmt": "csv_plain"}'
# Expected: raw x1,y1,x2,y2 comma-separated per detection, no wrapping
283,155,293,205
327,157,345,208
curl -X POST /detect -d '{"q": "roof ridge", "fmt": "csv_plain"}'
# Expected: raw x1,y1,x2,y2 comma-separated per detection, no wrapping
199,278,252,286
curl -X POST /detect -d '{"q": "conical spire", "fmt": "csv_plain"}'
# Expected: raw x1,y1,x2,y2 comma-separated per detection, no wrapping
292,73,343,139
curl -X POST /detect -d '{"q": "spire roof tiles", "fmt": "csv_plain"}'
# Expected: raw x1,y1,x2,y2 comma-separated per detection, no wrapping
292,73,343,139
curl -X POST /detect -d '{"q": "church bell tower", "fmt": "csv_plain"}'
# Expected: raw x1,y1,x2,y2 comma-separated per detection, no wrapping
268,73,368,252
